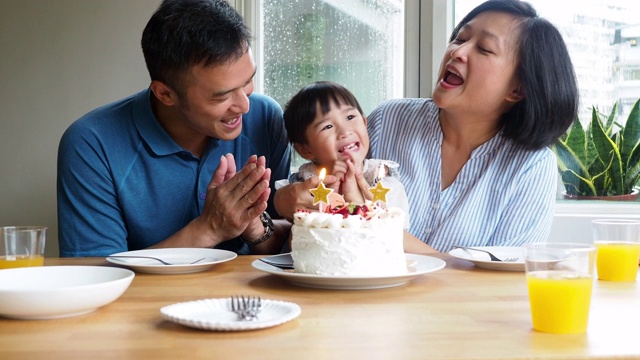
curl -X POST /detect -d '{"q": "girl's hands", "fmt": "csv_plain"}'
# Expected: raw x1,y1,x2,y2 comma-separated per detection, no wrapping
331,158,371,204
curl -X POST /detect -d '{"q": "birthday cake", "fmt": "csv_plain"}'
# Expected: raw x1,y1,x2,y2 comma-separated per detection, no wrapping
290,203,407,276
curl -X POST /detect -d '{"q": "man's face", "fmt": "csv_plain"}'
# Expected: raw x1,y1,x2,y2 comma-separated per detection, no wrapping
174,49,256,141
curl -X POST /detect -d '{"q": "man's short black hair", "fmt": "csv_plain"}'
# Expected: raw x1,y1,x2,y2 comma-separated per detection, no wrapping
141,0,252,91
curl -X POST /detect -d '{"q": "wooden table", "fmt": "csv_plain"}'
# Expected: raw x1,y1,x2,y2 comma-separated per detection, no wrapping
1,254,639,359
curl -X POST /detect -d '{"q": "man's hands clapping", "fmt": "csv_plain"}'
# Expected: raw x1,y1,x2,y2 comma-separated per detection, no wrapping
197,154,271,246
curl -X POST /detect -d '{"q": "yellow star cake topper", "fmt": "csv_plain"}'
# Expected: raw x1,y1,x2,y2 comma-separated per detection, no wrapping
369,180,391,204
310,168,333,205
370,163,391,204
310,181,334,205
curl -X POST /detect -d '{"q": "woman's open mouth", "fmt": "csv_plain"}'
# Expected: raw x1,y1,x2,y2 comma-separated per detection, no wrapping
443,69,464,86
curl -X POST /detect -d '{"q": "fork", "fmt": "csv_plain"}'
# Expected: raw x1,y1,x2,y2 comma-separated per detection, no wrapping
452,246,518,262
106,255,205,265
230,295,262,321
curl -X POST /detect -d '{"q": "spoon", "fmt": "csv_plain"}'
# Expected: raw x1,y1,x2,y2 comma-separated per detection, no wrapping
452,246,518,262
259,253,294,269
107,255,205,266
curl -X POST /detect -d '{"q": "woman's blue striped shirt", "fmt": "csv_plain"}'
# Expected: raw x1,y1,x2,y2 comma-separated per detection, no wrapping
367,98,556,252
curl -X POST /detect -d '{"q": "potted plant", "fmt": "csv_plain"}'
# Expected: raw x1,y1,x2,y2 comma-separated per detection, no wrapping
551,99,640,200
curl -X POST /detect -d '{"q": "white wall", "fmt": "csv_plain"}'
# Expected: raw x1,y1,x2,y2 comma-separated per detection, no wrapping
0,0,161,256
548,203,640,244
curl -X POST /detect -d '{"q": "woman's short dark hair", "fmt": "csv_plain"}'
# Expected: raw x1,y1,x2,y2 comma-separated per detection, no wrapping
452,0,578,150
284,81,365,145
141,0,251,92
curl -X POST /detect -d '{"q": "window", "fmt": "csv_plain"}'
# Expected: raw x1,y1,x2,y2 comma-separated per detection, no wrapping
260,0,405,115
239,0,407,167
238,0,639,211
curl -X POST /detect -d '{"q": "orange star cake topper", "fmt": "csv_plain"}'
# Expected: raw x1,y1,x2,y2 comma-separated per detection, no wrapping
369,181,391,204
309,168,334,205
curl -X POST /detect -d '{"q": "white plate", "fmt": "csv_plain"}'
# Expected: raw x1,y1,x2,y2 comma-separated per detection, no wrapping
0,266,134,320
106,248,237,274
252,254,446,290
160,298,301,331
448,246,524,271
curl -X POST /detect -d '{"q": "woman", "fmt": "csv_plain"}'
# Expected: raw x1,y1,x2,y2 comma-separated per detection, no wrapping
274,0,578,253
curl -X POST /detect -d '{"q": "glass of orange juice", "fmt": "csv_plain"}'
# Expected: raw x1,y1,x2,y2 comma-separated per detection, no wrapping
0,226,47,269
592,219,640,282
524,242,596,334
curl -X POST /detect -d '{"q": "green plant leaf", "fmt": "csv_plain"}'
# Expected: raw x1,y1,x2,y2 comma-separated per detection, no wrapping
551,142,589,178
583,111,596,167
625,142,640,189
585,131,598,169
626,162,640,190
591,107,624,194
588,157,608,194
622,99,640,165
560,169,596,196
604,102,618,135
564,118,587,165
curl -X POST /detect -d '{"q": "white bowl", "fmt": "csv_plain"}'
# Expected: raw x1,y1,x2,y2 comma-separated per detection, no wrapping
0,266,135,319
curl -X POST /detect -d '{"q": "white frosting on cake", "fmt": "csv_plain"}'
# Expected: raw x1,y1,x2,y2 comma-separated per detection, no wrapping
290,206,407,276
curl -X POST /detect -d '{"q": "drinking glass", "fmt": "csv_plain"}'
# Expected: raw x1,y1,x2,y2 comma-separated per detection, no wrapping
592,219,640,282
524,242,596,334
0,226,47,269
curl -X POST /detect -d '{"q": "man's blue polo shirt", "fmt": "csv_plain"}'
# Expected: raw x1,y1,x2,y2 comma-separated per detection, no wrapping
57,89,290,257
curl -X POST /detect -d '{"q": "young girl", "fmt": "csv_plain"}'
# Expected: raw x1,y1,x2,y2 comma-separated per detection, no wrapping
282,81,410,223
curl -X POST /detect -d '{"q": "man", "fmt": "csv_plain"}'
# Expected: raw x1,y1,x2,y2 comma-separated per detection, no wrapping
57,0,290,256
